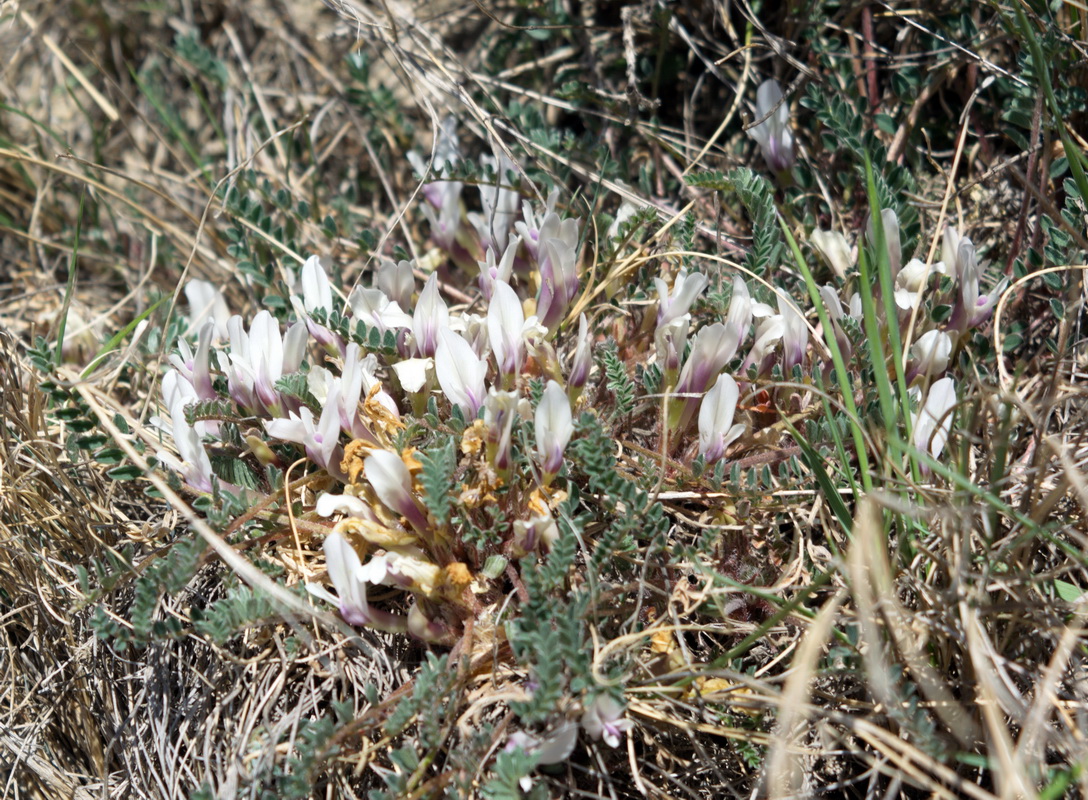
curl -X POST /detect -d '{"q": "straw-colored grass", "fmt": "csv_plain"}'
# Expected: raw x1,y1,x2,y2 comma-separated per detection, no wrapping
2,0,1087,797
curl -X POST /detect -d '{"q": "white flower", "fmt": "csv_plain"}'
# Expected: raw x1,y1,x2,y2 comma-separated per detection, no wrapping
748,79,793,172
392,357,433,394
536,236,580,331
810,230,853,279
156,400,215,493
347,286,413,334
471,153,520,251
779,293,808,373
913,377,956,461
435,328,488,418
677,321,743,397
910,330,952,381
412,273,450,358
364,450,429,533
319,531,372,626
581,695,633,748
568,313,593,391
375,257,415,311
477,235,520,301
698,373,745,462
265,386,343,473
223,311,307,415
655,269,709,328
487,280,530,379
535,379,573,480
866,208,902,278
184,279,231,340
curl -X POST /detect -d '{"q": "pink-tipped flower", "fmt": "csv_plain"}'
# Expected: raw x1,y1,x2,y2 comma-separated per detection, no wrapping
672,319,746,434
265,386,345,477
412,273,450,358
477,235,520,301
291,255,342,352
376,257,415,312
487,280,530,381
568,313,593,399
655,316,690,387
484,388,519,478
168,320,216,401
535,379,573,483
536,237,580,332
655,270,709,328
309,531,408,633
512,508,560,557
698,373,745,463
223,311,307,416
581,694,633,748
748,79,794,172
156,399,215,493
436,327,488,418
949,238,1008,333
913,377,956,463
364,449,430,534
320,531,373,626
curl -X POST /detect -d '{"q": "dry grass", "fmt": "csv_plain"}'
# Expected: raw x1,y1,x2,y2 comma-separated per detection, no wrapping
1,0,1088,797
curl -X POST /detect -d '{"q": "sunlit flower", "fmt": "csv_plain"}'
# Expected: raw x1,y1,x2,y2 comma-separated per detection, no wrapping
376,257,415,312
265,385,345,476
156,400,215,493
748,79,793,172
168,321,216,401
222,311,307,416
488,280,530,381
347,286,413,335
535,379,573,483
698,372,745,462
319,531,372,626
412,273,450,358
365,449,430,534
656,269,709,328
436,328,488,418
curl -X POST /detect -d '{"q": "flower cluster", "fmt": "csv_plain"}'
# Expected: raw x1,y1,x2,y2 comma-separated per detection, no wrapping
158,172,589,640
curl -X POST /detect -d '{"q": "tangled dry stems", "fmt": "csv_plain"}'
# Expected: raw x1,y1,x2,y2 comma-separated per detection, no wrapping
1,0,1087,797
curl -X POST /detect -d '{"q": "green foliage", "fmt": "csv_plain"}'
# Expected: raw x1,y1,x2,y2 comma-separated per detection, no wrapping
687,168,784,278
416,435,457,528
597,339,636,421
192,582,295,645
